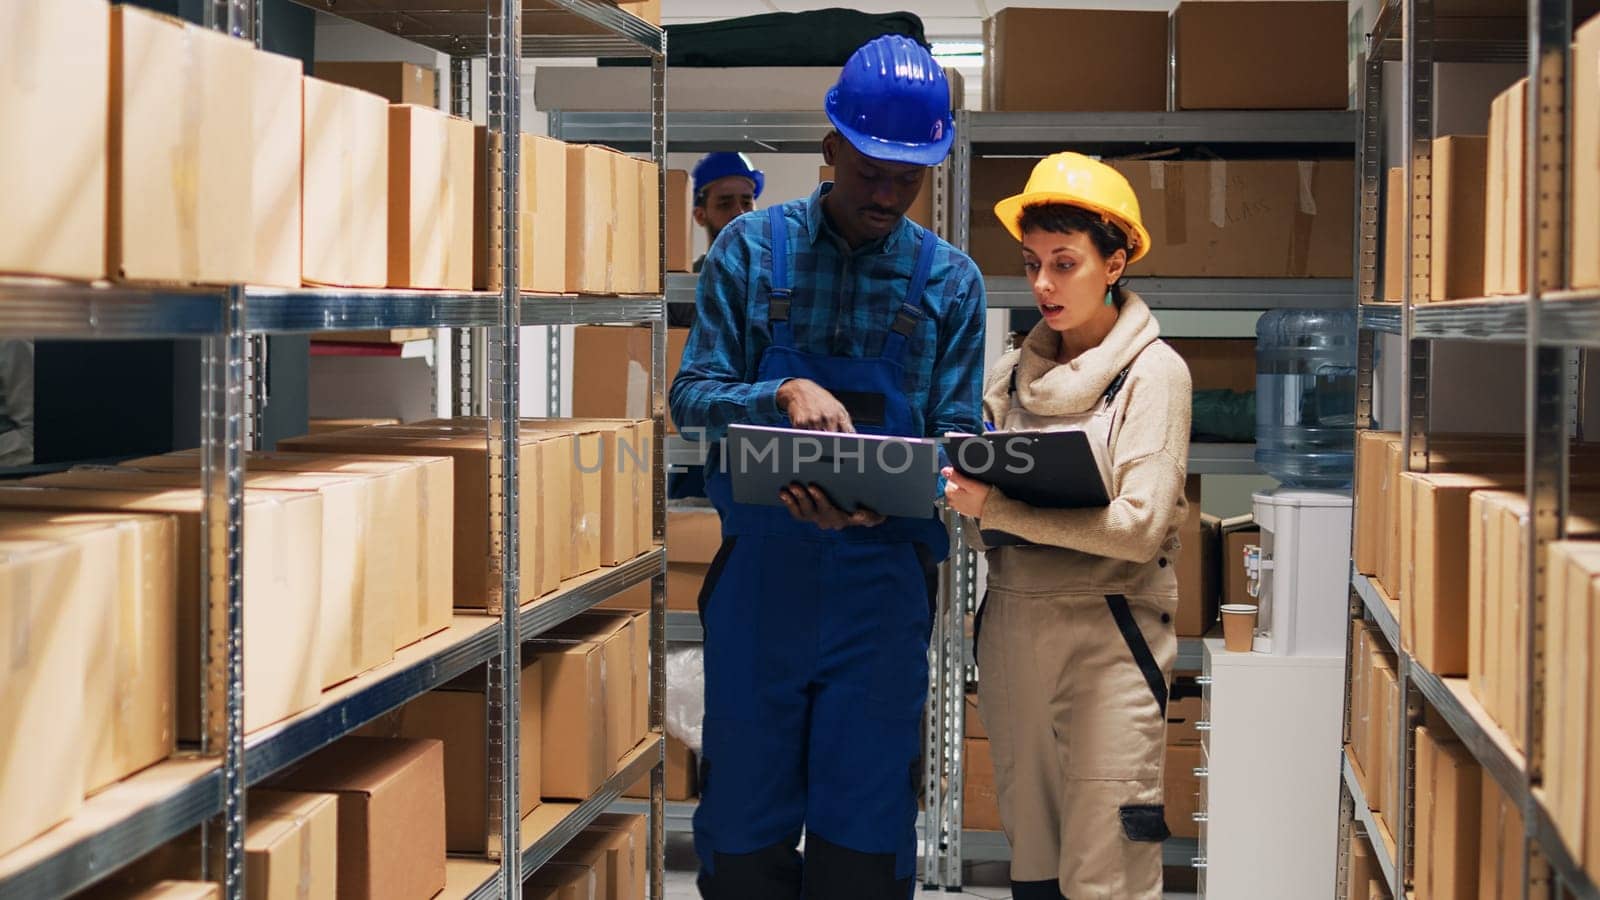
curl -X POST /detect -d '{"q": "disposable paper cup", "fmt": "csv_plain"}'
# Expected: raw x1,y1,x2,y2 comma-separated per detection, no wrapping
1220,604,1259,652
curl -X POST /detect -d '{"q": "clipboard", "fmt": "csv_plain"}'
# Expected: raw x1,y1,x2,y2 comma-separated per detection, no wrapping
947,430,1113,509
726,424,939,519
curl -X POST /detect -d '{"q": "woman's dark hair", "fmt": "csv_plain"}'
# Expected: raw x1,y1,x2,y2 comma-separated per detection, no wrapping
1018,202,1132,307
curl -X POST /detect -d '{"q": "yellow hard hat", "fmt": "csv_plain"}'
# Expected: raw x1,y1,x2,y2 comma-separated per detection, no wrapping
994,152,1151,264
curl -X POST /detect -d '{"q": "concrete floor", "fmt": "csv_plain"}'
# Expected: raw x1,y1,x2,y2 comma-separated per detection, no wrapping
660,834,1202,899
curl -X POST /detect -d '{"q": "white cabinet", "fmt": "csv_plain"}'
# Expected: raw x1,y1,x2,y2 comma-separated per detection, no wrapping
1197,639,1344,899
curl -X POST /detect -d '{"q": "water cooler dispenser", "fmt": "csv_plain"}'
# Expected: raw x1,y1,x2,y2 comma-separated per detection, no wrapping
1244,488,1352,656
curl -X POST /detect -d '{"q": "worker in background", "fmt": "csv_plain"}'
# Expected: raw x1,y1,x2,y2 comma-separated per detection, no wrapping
692,151,763,272
669,152,765,331
942,153,1193,900
670,35,985,900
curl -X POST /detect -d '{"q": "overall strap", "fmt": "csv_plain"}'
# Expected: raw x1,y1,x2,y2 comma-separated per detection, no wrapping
881,226,939,365
766,205,796,349
1101,366,1133,407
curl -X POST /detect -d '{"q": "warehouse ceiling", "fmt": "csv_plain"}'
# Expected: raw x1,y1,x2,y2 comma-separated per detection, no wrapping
661,0,1177,40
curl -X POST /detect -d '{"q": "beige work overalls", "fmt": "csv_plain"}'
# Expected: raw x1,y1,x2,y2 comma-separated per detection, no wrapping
973,357,1179,900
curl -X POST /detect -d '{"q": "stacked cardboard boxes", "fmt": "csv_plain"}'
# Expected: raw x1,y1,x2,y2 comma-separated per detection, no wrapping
388,105,473,290
1382,137,1491,302
528,611,651,801
476,129,569,293
1345,832,1386,899
1177,477,1221,638
571,325,690,432
1485,79,1530,297
1165,687,1205,840
1545,541,1600,865
1414,726,1483,899
1348,622,1400,859
360,657,544,854
243,790,340,900
266,737,447,900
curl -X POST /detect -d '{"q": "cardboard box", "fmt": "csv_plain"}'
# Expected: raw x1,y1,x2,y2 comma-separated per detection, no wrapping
614,155,643,295
1166,743,1204,839
252,49,303,288
41,466,394,688
126,448,449,650
572,325,688,431
0,485,322,738
1433,136,1490,300
1167,694,1204,746
1480,771,1526,898
302,76,388,288
1349,626,1374,788
667,505,721,614
1348,833,1378,900
544,612,641,768
0,511,177,793
967,156,1039,275
1575,16,1600,290
519,418,648,566
1355,432,1399,572
983,8,1167,112
1220,516,1260,608
1471,492,1600,747
0,0,108,280
1167,339,1257,395
475,129,568,293
1486,79,1529,296
965,692,988,740
667,169,692,272
588,814,649,900
567,144,619,295
1545,541,1600,858
1175,1,1348,110
1382,168,1405,301
528,638,609,799
0,540,85,856
1364,648,1398,812
1400,472,1513,675
280,425,551,607
962,738,1002,831
388,106,473,290
1118,159,1356,278
379,659,542,853
550,834,611,900
109,7,252,284
267,737,445,900
1177,478,1221,637
524,863,598,900
315,61,435,107
625,733,697,802
244,791,339,900
1414,727,1483,900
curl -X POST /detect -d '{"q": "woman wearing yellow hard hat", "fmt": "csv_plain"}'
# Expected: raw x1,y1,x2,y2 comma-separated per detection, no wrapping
942,152,1192,900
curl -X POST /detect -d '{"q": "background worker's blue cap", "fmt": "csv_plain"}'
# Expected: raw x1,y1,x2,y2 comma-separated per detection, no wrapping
825,35,955,168
692,152,765,202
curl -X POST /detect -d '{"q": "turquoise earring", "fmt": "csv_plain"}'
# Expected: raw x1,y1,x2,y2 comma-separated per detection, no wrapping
1104,287,1115,307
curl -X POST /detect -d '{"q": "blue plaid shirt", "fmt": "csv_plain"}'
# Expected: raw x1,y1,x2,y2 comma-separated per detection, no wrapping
669,183,986,444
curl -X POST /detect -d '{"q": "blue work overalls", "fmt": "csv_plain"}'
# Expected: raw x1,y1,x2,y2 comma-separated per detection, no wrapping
694,206,948,900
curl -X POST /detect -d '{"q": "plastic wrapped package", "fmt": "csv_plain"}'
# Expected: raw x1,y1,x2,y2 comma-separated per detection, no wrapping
665,643,705,754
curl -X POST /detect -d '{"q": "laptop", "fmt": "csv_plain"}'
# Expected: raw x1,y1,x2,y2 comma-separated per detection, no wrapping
725,424,940,519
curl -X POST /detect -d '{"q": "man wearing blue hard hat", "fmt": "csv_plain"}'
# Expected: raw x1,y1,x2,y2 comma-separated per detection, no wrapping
670,35,985,900
691,152,764,271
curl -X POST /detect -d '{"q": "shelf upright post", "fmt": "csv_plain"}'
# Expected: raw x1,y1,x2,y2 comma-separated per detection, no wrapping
1524,0,1573,894
485,1,524,896
449,55,476,420
198,285,247,897
1340,38,1386,880
922,507,954,889
648,37,669,900
1398,1,1435,893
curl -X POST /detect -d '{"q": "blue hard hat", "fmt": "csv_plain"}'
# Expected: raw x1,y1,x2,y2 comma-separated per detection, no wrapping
825,35,955,167
691,152,764,202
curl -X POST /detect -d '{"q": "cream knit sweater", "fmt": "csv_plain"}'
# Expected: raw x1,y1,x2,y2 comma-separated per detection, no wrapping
974,293,1193,597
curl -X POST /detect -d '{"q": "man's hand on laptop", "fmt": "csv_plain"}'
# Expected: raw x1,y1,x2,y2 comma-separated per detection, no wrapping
777,379,855,433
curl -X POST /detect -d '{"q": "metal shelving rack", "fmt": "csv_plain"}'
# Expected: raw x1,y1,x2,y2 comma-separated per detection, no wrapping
920,107,1358,892
0,2,670,898
1339,1,1597,897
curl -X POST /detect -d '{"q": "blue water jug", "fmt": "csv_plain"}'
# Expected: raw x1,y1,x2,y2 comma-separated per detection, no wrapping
1254,308,1358,488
